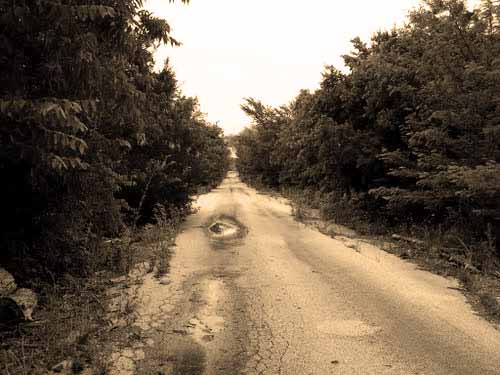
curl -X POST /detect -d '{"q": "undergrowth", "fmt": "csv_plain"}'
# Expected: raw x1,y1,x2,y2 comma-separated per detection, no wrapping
1,276,110,375
0,202,185,374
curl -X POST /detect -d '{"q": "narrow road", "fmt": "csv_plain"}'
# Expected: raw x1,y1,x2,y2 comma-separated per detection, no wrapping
134,171,500,375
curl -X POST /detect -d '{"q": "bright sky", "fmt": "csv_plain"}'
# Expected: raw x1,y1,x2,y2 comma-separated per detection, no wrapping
145,0,480,135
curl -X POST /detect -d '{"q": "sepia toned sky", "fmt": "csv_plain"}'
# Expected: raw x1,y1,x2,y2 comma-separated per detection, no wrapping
145,0,480,135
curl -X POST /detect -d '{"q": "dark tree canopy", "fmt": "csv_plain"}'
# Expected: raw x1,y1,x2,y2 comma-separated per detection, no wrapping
0,0,229,275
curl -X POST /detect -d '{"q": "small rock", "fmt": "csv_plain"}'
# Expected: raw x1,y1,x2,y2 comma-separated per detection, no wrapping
202,334,215,342
71,359,84,374
172,329,188,335
0,268,17,296
51,360,72,373
324,223,356,238
159,277,171,285
10,288,37,321
392,234,402,241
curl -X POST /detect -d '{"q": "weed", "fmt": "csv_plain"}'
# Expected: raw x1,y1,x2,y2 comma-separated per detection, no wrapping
138,204,181,278
458,271,479,291
479,293,500,318
291,202,306,221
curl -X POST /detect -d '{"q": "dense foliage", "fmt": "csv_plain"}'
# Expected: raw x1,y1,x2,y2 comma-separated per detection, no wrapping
235,0,500,258
0,0,229,275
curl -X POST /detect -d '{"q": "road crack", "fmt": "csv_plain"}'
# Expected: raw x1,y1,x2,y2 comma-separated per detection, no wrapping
235,291,290,375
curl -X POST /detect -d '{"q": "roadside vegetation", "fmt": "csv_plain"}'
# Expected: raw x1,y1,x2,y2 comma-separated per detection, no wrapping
0,0,229,373
235,0,500,319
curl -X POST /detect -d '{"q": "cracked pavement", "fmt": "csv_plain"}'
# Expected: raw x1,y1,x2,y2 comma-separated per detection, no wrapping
110,171,500,374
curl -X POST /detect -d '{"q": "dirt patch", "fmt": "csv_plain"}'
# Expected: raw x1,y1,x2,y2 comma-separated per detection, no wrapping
317,320,381,337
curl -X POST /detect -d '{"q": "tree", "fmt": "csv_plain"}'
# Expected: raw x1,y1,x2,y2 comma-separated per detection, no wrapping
0,0,229,275
235,0,500,256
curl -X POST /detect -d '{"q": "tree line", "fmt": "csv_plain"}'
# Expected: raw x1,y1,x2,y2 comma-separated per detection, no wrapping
0,0,229,276
235,0,500,262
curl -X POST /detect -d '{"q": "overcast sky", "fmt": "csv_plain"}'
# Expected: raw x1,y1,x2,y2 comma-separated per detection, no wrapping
145,0,480,135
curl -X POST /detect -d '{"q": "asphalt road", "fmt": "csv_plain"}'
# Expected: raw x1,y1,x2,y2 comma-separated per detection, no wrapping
136,171,500,375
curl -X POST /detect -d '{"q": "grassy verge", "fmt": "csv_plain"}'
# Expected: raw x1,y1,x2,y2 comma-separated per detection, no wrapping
1,274,112,374
0,206,183,375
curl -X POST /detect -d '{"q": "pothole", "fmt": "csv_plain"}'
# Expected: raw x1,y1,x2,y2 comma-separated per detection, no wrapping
206,215,247,242
317,320,381,337
209,222,238,237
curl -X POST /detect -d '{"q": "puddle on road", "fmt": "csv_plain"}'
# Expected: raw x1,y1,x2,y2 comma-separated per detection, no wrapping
317,320,381,337
187,279,226,345
209,221,238,237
